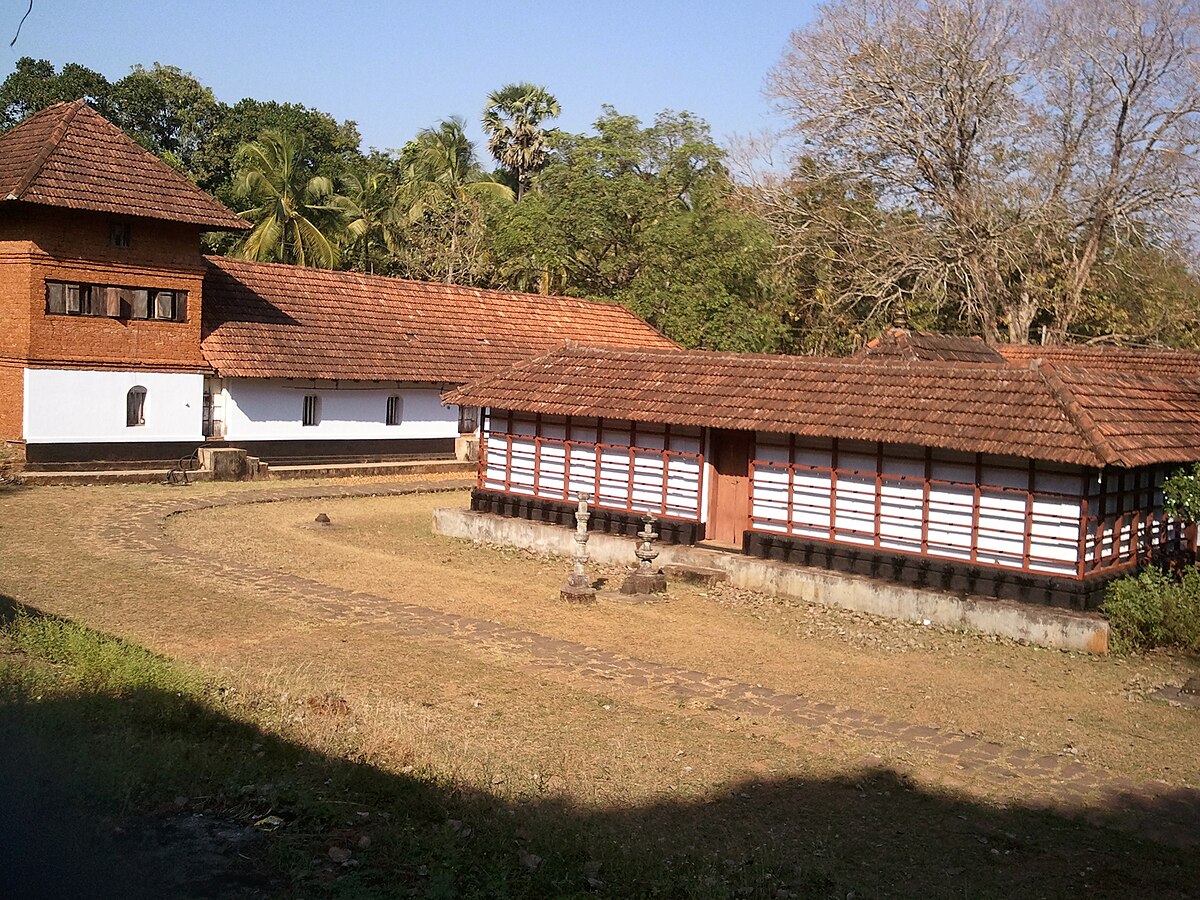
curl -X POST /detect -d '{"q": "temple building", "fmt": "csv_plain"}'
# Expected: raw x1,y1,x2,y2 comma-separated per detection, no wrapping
446,344,1200,609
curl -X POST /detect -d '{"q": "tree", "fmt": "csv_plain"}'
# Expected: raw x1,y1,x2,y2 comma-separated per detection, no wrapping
489,109,787,350
335,170,406,274
191,99,363,199
108,64,219,171
402,117,513,283
0,57,111,129
481,82,561,201
231,129,347,268
766,0,1200,345
1029,0,1200,342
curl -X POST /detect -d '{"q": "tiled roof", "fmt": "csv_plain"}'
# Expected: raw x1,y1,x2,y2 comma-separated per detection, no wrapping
998,344,1200,379
0,100,249,231
200,256,679,383
857,328,1006,364
445,344,1200,469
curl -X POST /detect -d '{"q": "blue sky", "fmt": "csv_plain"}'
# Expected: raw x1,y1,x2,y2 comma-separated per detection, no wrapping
0,1,819,155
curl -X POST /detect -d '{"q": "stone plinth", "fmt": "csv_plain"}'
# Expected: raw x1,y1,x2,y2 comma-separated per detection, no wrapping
560,585,597,603
620,571,667,595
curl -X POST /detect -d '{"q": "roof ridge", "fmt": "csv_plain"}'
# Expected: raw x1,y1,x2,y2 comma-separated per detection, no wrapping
6,99,85,201
1031,359,1117,468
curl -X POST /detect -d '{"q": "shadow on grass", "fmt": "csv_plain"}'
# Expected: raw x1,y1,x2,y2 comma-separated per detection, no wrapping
1,597,1197,900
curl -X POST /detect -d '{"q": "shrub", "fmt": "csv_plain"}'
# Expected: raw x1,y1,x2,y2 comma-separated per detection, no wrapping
1163,462,1200,522
1104,567,1200,654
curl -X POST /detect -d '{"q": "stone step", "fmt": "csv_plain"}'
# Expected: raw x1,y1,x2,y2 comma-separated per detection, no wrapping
18,468,213,486
267,459,474,481
662,564,729,585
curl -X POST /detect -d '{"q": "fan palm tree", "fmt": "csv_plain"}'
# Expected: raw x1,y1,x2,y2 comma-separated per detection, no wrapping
405,117,513,282
482,83,561,201
231,129,345,268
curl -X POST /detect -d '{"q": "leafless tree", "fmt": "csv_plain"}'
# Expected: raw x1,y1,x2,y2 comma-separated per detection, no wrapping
764,0,1200,344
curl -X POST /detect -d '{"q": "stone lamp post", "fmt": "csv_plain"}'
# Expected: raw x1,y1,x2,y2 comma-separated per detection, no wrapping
620,513,667,595
560,492,597,603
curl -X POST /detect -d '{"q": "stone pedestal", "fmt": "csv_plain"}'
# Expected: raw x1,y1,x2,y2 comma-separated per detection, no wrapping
620,513,667,595
619,571,667,595
560,493,596,603
560,583,597,603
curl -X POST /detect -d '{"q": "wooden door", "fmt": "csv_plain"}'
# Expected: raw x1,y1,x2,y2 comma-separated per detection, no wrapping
706,429,753,546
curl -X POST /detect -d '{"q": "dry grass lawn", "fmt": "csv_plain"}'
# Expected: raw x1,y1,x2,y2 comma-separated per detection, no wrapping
2,479,1198,898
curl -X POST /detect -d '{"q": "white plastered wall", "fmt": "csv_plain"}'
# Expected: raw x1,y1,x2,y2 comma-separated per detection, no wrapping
23,368,203,443
220,379,458,441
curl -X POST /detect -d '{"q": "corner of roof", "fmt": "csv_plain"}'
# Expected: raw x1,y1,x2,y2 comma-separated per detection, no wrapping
1030,358,1119,468
5,98,86,201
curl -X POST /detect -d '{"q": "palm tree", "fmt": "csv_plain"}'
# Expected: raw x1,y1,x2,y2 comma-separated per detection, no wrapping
231,129,345,268
336,171,406,273
482,83,561,201
405,117,513,283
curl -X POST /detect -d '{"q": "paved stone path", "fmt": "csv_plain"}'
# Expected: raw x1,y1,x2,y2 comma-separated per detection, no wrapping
100,480,1200,848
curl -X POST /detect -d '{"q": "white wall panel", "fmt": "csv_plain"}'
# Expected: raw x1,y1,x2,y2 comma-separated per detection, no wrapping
24,368,203,443
481,412,703,521
222,380,456,441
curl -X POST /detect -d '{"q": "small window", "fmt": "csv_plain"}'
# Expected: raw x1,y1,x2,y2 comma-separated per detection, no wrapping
386,395,402,426
302,395,320,427
457,405,479,434
126,386,146,427
109,222,131,248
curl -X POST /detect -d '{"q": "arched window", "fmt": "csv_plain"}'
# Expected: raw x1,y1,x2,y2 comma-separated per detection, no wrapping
126,386,146,427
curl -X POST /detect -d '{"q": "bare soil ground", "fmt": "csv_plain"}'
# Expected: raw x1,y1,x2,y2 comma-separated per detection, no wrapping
1,478,1198,898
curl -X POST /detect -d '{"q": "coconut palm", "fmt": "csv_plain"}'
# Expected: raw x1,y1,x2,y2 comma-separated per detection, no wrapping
336,171,406,273
482,83,561,201
231,129,345,268
404,117,513,283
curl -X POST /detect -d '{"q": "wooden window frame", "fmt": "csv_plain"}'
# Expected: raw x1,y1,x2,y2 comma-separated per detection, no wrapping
386,395,403,427
44,280,187,322
302,395,320,427
458,405,480,434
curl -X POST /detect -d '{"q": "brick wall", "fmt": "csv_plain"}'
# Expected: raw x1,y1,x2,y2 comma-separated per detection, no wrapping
0,361,22,442
0,205,208,372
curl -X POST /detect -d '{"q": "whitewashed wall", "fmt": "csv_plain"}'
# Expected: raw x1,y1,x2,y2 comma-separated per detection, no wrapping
23,368,203,443
481,412,704,521
221,379,458,441
751,435,1086,575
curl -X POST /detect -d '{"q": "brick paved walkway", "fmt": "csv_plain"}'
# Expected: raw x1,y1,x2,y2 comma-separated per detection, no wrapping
100,480,1200,848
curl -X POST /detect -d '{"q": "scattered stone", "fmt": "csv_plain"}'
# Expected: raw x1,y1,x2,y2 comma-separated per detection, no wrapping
315,512,331,525
544,775,567,793
328,846,352,864
519,850,543,872
1182,676,1200,695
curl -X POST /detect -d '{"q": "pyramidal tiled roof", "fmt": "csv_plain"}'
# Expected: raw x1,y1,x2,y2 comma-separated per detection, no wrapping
445,344,1200,469
857,328,1007,364
0,100,249,231
200,255,680,383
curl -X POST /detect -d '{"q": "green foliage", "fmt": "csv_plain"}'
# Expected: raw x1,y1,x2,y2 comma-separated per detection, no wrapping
481,82,560,201
232,129,346,268
1103,567,1200,654
488,108,786,350
0,57,111,128
1162,464,1200,522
